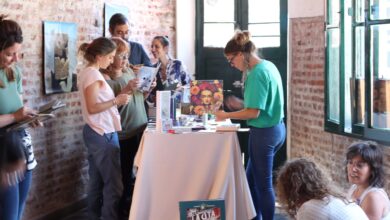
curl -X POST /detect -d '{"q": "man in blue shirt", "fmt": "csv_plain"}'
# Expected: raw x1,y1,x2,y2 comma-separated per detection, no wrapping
109,13,152,71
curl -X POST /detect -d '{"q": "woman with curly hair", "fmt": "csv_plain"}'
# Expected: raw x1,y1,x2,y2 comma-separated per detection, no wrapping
346,141,390,220
277,158,368,220
215,30,285,220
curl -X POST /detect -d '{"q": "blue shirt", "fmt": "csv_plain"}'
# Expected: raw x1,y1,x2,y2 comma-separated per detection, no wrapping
128,41,152,66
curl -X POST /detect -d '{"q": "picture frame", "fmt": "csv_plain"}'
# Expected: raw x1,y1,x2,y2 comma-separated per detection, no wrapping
190,80,223,115
43,21,77,94
179,199,226,220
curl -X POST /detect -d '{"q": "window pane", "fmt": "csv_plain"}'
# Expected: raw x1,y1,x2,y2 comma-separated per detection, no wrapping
251,36,280,48
370,0,390,20
248,23,280,37
327,0,340,25
371,24,390,129
248,0,279,23
344,0,353,132
354,27,365,125
204,0,234,22
204,23,235,47
356,0,365,22
327,28,340,122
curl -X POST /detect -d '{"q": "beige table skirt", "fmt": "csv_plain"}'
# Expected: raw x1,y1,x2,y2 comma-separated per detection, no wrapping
129,131,256,220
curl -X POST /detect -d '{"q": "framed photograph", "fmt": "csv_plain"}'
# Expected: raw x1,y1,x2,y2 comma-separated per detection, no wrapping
179,199,226,220
190,80,223,115
104,3,129,37
43,21,77,94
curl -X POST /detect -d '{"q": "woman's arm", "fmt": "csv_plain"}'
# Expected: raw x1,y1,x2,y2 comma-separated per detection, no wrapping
215,108,260,121
85,80,130,114
360,191,387,220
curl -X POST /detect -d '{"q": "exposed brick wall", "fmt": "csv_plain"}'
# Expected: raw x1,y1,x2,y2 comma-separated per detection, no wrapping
0,0,176,219
289,16,390,192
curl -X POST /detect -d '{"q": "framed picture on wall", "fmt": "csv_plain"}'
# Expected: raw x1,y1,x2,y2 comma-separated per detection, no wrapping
43,21,77,94
104,3,129,37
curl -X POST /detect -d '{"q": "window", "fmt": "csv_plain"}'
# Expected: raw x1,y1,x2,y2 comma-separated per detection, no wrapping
325,0,390,143
203,0,281,48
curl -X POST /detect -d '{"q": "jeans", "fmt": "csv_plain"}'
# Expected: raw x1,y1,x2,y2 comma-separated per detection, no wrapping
83,124,123,220
0,170,32,220
247,122,286,220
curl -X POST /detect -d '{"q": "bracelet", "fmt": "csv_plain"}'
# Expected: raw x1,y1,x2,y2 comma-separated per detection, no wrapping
112,98,117,106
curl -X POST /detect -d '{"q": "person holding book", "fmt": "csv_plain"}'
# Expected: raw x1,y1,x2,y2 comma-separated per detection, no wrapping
108,13,152,73
0,15,39,220
148,35,191,105
345,141,390,220
277,158,368,220
78,37,130,220
215,30,285,220
102,37,148,220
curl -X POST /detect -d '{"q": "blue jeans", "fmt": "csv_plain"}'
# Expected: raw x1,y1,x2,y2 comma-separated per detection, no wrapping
0,170,32,220
247,122,286,220
83,125,123,220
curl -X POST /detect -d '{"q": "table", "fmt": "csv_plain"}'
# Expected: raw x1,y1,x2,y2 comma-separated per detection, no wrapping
129,130,256,220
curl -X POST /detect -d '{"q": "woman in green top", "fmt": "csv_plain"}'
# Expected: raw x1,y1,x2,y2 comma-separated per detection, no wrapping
0,15,39,220
215,30,286,220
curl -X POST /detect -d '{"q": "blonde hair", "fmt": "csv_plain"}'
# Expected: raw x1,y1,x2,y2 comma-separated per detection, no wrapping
224,30,256,55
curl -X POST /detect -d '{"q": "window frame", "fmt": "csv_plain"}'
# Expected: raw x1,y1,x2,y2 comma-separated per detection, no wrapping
325,0,390,144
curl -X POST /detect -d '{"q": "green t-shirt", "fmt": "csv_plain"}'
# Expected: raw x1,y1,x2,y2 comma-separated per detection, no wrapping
0,66,23,114
106,70,148,139
244,60,284,128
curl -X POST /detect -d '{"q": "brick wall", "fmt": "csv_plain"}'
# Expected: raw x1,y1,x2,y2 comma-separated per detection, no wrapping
289,16,390,191
0,0,176,219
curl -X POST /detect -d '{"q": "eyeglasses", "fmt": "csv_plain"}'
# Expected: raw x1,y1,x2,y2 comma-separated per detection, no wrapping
347,160,368,170
115,54,129,60
226,53,239,65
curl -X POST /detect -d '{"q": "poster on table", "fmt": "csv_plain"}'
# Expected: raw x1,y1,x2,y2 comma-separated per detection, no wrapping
190,80,223,115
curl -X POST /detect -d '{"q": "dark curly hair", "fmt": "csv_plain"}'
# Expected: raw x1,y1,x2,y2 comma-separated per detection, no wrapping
345,141,385,187
276,158,347,218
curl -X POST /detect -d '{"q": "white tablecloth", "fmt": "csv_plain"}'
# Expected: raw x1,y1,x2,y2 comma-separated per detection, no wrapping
129,131,256,220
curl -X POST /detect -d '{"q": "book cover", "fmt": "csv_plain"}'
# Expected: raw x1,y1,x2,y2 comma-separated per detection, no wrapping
156,91,171,132
137,66,159,92
189,80,223,115
179,199,225,220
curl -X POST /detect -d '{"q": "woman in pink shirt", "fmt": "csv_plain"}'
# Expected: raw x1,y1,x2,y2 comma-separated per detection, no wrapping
78,37,130,220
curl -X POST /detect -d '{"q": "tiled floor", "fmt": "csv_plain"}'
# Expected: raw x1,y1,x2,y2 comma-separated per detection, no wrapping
59,207,290,220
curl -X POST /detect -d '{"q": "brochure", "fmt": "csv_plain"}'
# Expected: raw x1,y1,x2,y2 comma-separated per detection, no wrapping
137,66,159,92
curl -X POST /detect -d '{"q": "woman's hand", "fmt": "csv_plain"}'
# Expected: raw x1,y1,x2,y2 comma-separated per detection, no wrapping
13,107,37,122
127,78,139,91
130,64,143,74
215,110,228,121
115,94,131,106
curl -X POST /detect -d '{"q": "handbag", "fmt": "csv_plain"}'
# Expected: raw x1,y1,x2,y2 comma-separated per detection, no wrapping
0,128,27,187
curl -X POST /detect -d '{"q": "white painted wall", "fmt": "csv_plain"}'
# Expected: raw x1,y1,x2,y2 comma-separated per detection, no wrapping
176,0,196,79
288,0,325,18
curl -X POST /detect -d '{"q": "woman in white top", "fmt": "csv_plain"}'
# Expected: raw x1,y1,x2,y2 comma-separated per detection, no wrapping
346,141,390,220
78,37,130,220
277,158,368,220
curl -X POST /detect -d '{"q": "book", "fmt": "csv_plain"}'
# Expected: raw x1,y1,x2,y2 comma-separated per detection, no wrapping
179,199,225,220
5,100,66,132
156,91,172,132
215,123,240,132
137,66,159,92
189,80,223,115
